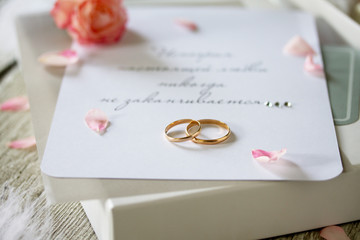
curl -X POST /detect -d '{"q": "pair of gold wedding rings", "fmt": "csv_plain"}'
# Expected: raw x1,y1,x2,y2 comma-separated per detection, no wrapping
164,119,231,145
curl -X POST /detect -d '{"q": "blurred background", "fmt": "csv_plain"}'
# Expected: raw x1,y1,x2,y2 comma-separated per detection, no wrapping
0,0,359,239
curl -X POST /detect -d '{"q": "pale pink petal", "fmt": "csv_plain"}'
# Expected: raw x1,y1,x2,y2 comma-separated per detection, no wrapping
38,49,79,67
175,19,198,31
252,148,287,162
320,226,350,240
85,109,109,134
283,35,316,56
60,49,77,58
0,96,30,111
7,136,36,149
304,54,325,77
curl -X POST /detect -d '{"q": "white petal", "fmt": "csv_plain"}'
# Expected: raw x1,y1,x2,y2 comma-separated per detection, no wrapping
38,49,79,67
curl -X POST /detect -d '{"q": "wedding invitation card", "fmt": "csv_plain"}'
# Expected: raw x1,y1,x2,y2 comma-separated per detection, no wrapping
41,7,342,181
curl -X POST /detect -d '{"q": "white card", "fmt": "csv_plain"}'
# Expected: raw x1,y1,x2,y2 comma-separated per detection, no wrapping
41,7,342,181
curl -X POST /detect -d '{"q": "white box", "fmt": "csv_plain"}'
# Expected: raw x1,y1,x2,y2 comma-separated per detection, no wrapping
16,0,360,239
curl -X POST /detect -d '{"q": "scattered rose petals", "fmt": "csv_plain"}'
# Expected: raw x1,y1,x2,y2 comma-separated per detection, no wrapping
304,54,325,77
252,148,287,162
85,109,109,134
0,96,29,111
38,49,79,67
283,35,316,56
175,18,198,31
320,226,350,240
7,136,36,149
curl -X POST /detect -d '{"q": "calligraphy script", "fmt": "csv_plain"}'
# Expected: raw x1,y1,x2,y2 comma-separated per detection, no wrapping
118,62,266,73
118,46,267,73
102,46,270,110
150,46,233,63
100,76,262,111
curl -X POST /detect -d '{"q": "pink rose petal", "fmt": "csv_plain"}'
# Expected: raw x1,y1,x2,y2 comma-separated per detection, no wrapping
7,136,36,149
0,96,30,111
67,1,127,45
38,49,79,67
320,226,350,240
175,18,198,31
252,148,287,162
304,54,325,78
60,49,77,58
85,109,109,134
283,35,316,56
51,0,77,29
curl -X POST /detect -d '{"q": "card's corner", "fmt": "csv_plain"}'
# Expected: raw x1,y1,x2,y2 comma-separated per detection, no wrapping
40,161,64,179
316,165,344,181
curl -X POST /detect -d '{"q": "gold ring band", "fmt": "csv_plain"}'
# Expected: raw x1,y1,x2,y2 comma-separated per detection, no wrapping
186,119,231,145
165,119,201,142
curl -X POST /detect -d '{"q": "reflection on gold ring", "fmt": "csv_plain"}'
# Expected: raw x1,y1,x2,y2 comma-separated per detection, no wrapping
165,119,201,142
186,119,231,145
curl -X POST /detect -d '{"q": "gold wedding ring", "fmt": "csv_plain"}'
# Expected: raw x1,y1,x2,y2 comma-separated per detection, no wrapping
186,119,231,145
165,119,201,142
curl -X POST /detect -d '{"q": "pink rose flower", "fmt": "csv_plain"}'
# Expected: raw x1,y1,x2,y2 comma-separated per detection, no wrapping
51,0,78,29
51,0,127,45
